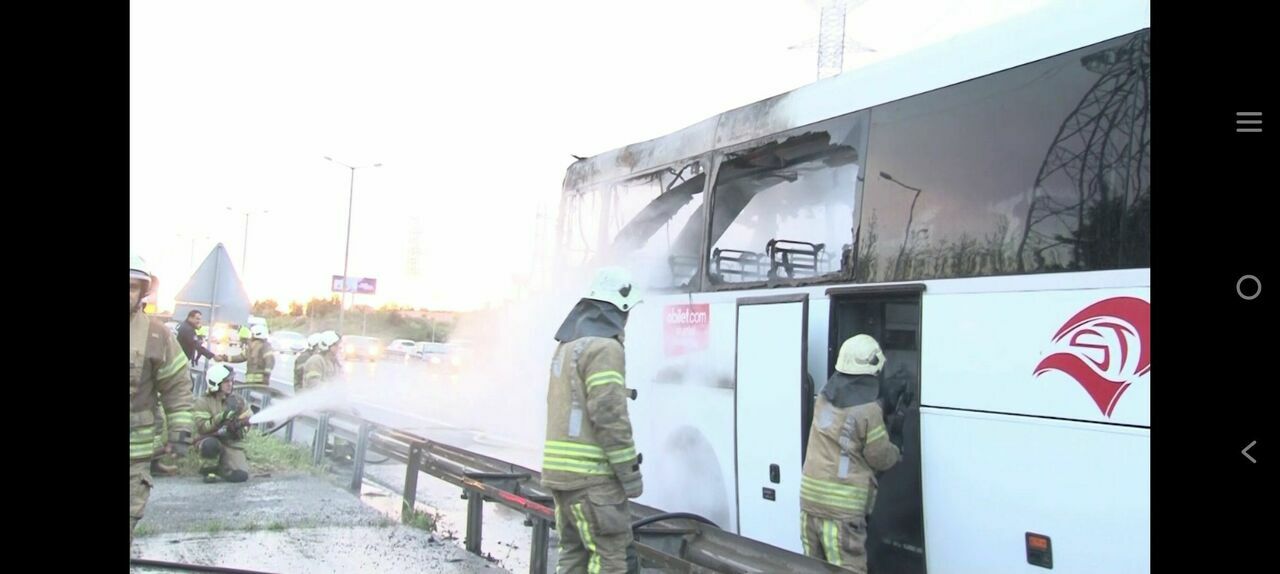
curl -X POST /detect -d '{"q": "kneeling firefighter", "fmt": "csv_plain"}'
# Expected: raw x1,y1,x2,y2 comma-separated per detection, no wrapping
193,363,253,483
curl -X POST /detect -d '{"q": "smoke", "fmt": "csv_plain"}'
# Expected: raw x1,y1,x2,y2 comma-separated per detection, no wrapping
439,284,582,464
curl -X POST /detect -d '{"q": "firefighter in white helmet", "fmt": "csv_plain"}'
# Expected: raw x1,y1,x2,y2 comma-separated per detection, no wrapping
302,330,341,390
192,363,252,483
542,266,644,574
223,323,275,386
799,334,901,572
303,330,356,461
292,333,321,388
130,252,196,548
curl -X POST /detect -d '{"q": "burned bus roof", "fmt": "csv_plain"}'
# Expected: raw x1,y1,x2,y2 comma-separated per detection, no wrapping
562,0,1148,192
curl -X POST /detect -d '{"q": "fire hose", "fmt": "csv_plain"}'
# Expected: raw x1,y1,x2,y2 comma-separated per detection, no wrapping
630,512,719,530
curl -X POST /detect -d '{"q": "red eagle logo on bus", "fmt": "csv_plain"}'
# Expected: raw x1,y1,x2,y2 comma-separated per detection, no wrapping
1034,297,1150,417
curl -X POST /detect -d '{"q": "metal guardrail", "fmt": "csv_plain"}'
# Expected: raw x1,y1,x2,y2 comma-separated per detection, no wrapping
193,363,844,574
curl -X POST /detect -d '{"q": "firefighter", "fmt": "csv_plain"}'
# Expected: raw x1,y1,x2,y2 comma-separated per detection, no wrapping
301,330,340,390
799,334,901,573
192,363,252,484
292,334,320,389
542,267,644,574
131,253,195,548
224,323,276,386
302,330,354,461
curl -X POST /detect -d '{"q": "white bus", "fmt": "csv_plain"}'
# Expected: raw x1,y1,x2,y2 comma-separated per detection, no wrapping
554,1,1150,572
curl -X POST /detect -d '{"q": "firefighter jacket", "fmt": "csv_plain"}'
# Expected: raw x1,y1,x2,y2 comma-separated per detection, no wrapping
130,311,195,462
801,394,900,519
193,394,249,445
541,336,640,491
302,351,339,388
293,349,314,386
226,339,275,384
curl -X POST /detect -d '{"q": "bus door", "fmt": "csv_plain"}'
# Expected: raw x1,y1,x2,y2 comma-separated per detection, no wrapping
827,284,926,574
734,293,809,552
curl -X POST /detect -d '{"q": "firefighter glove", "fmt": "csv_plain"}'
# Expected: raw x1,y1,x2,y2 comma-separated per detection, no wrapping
617,460,643,499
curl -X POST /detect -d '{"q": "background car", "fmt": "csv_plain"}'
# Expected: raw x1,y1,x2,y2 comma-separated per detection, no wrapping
414,341,467,372
341,335,385,362
413,341,448,362
386,338,418,357
270,330,308,354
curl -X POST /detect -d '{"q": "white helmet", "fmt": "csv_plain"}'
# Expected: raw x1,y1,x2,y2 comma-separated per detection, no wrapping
130,252,152,284
250,324,270,339
316,330,340,351
130,252,153,310
205,363,234,394
835,334,886,376
584,266,643,312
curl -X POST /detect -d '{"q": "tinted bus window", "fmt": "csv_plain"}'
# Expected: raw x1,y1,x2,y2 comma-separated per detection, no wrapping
858,30,1150,282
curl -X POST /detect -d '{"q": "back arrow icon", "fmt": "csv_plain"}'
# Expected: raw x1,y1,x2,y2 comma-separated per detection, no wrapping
1243,441,1257,463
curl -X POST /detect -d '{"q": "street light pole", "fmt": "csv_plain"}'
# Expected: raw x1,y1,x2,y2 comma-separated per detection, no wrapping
190,235,211,269
242,212,250,272
341,165,355,333
175,233,211,272
227,208,268,283
325,156,382,334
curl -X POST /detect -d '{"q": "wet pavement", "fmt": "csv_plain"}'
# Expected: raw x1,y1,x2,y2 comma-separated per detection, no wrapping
131,526,498,573
203,355,550,572
131,470,506,574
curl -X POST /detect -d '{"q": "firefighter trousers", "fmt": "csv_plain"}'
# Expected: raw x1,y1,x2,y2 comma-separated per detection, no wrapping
552,481,635,574
198,437,250,479
130,461,153,548
800,510,869,573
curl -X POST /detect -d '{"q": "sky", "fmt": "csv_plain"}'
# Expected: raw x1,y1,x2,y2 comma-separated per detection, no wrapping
130,0,1049,312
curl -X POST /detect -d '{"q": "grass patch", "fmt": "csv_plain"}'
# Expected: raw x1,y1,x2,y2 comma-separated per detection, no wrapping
197,521,226,534
262,519,322,531
175,428,320,477
403,508,442,533
242,429,317,473
137,520,278,537
183,519,322,533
